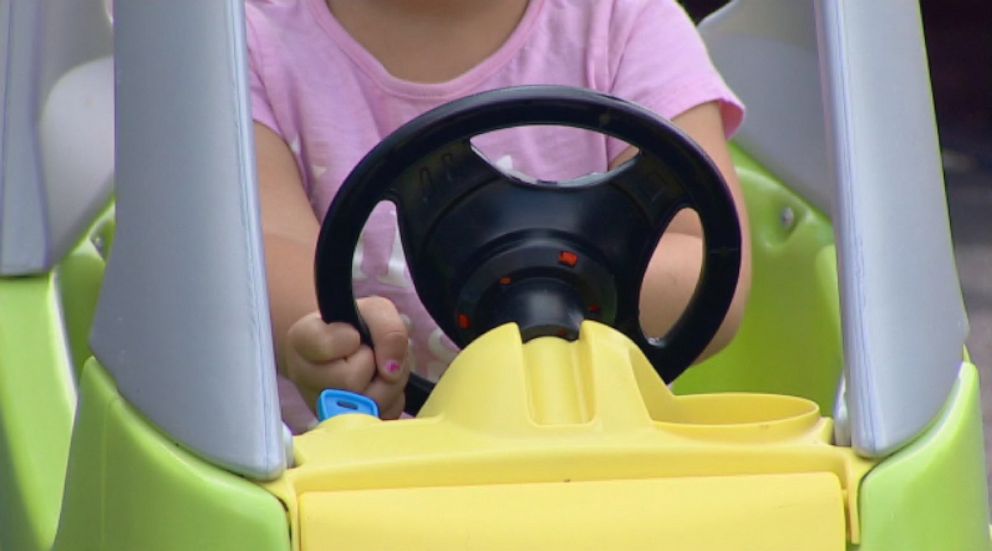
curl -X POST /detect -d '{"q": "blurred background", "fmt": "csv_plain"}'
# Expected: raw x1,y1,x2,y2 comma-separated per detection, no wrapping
912,0,992,492
683,0,992,489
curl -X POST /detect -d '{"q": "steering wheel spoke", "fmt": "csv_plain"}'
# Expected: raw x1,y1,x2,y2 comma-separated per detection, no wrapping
608,155,693,230
390,139,507,256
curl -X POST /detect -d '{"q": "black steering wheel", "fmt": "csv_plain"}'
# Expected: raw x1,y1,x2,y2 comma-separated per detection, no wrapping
315,86,741,415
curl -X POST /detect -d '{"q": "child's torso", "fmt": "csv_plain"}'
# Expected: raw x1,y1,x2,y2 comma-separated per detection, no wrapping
250,0,746,429
249,0,627,381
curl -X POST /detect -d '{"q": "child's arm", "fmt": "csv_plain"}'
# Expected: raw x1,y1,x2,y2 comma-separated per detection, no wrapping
255,123,410,419
612,101,752,362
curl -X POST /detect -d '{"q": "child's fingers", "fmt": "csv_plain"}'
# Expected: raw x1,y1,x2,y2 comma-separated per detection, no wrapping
380,394,406,420
364,374,408,420
289,345,377,407
356,296,409,383
288,313,362,363
320,345,377,393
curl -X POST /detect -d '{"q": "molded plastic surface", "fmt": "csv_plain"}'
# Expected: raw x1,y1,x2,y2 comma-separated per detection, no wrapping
38,57,115,270
674,146,842,411
855,363,992,550
300,474,845,551
0,0,47,273
56,206,115,375
317,390,380,421
701,0,832,214
0,0,113,275
53,360,290,551
815,0,967,457
90,0,285,479
704,0,968,459
267,322,874,549
0,275,76,551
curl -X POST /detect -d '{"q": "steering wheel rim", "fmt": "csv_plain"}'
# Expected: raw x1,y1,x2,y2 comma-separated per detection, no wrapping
314,85,741,415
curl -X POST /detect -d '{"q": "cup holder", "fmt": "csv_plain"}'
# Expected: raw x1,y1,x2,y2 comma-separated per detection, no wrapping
654,393,822,442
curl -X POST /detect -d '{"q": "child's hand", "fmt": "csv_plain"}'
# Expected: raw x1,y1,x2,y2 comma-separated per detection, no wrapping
284,297,410,419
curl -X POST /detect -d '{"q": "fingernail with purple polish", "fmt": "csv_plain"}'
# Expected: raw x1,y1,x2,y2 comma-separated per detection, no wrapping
386,361,401,374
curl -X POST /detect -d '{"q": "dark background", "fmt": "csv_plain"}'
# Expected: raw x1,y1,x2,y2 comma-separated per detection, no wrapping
681,0,992,490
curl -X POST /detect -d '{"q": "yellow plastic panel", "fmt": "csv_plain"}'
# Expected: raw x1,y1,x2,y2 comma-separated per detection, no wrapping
300,474,845,550
268,323,873,550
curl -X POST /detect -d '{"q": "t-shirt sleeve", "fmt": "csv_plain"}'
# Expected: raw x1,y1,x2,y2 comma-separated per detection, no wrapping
245,6,283,137
605,0,744,161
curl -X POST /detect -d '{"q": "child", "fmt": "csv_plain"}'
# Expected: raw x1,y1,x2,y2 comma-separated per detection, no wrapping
246,0,752,433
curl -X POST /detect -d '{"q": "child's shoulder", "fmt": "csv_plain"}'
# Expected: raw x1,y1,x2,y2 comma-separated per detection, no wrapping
245,0,311,32
245,0,303,13
542,0,684,23
245,0,331,61
245,0,294,16
537,0,693,52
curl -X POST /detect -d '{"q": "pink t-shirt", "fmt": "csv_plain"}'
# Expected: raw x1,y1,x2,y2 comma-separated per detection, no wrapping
246,0,743,428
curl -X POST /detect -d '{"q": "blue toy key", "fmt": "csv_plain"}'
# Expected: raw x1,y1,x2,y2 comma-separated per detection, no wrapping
317,389,380,421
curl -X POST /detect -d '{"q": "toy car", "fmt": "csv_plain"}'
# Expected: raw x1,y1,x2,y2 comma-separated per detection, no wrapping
1,1,988,550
